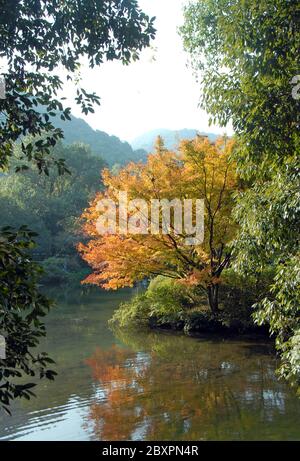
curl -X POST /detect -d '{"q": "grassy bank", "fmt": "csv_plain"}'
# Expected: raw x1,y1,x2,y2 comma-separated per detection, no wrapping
110,274,271,337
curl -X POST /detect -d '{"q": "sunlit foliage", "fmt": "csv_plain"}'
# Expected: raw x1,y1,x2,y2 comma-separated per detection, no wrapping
79,136,238,313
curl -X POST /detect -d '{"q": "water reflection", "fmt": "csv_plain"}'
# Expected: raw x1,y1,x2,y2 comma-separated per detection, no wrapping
85,330,300,441
0,286,299,441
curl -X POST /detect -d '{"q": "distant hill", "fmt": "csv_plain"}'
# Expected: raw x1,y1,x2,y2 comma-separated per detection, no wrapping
131,129,218,153
53,117,220,166
54,115,147,166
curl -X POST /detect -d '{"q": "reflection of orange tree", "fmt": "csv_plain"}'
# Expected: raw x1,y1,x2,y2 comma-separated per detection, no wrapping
85,346,145,440
84,335,294,441
85,344,211,440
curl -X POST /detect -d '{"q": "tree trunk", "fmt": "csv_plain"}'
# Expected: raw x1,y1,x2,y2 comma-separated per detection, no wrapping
207,284,219,315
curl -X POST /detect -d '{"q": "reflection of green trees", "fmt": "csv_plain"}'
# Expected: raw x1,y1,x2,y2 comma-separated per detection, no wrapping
86,330,300,441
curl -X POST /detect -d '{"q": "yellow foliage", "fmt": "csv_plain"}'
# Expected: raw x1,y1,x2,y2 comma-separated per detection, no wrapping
78,135,238,291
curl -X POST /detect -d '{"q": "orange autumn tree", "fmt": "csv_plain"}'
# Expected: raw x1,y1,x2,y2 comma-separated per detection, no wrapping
78,135,238,314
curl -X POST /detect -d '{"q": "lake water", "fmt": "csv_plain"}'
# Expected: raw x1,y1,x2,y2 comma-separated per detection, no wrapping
0,285,299,441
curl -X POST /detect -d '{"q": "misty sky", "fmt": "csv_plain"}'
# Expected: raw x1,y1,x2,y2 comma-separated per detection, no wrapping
62,0,232,142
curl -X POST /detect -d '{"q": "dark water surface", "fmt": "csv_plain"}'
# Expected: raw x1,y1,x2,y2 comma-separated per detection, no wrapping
0,286,299,441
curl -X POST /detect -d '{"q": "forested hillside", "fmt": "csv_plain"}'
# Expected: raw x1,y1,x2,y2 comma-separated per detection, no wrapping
0,141,106,282
54,115,147,166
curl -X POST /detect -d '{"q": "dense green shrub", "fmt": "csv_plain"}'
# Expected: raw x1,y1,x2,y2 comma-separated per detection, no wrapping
111,273,270,335
109,293,152,328
110,277,195,328
146,276,196,312
218,269,273,332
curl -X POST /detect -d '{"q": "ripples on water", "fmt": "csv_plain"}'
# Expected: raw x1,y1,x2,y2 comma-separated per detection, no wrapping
0,286,299,441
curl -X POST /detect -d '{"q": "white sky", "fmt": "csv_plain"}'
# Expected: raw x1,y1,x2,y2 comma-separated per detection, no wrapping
62,0,232,143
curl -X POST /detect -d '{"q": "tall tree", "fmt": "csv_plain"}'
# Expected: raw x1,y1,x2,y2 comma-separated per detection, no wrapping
0,0,155,411
79,136,238,314
181,0,300,386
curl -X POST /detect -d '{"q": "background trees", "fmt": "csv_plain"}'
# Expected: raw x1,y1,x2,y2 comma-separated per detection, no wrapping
52,115,148,167
0,141,106,282
181,0,300,386
79,136,238,314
